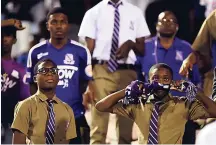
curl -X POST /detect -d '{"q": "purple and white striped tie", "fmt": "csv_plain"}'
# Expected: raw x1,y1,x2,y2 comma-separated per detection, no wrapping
108,1,122,72
147,103,161,144
46,100,55,144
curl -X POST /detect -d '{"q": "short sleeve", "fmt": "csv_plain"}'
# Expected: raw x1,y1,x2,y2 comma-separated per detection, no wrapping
78,9,97,39
26,48,37,84
11,101,30,136
189,100,210,120
65,106,77,140
192,10,216,56
135,9,150,38
112,102,135,120
80,46,93,81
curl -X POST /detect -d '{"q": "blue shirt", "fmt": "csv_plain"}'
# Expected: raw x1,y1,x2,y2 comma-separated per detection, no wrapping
138,36,201,97
26,40,93,118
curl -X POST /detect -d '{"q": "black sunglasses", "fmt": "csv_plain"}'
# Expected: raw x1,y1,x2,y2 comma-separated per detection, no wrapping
37,67,58,75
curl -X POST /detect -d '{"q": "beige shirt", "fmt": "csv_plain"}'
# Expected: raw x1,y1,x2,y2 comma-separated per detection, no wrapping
11,91,77,144
192,10,216,61
113,96,210,144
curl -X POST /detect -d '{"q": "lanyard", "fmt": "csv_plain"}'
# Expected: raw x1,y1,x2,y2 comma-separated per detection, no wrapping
154,39,158,64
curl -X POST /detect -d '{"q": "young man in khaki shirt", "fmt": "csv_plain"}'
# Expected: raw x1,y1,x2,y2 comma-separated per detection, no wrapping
11,59,77,144
96,63,216,144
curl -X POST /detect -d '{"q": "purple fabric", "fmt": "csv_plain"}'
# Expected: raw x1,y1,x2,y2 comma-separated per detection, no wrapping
1,59,30,124
2,59,30,100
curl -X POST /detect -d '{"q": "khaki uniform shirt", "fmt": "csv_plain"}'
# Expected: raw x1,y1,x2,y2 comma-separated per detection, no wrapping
192,10,216,64
11,91,77,144
113,96,210,144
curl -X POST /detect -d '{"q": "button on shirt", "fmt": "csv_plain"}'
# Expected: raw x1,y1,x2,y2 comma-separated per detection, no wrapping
11,91,77,144
138,36,201,96
78,0,150,64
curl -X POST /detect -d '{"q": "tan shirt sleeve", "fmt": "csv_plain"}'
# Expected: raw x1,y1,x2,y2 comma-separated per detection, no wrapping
192,10,216,56
112,102,135,120
11,100,30,136
189,100,210,120
65,105,77,140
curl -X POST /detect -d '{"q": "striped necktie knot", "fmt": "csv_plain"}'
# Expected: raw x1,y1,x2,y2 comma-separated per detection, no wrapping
108,1,122,8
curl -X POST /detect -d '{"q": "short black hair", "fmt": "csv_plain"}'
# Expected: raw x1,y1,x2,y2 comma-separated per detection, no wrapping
149,63,173,79
33,58,57,75
2,26,17,38
46,7,68,21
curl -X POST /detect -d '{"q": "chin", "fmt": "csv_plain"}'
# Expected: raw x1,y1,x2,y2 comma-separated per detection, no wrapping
154,91,168,99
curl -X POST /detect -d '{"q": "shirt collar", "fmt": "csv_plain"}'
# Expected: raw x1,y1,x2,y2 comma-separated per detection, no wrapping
36,91,60,104
104,0,124,5
155,36,177,50
147,93,172,104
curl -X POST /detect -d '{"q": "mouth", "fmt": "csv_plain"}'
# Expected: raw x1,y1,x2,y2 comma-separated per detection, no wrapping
56,31,63,35
46,79,54,83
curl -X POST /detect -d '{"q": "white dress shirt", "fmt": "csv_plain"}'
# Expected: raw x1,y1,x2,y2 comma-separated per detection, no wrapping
196,121,216,145
78,0,150,64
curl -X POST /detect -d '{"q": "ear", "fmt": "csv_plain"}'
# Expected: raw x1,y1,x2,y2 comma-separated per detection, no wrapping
46,21,50,31
13,38,17,44
33,76,37,83
176,24,179,31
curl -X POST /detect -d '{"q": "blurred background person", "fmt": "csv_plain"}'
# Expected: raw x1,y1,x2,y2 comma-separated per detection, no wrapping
200,0,216,18
1,19,30,144
180,10,216,98
78,0,150,144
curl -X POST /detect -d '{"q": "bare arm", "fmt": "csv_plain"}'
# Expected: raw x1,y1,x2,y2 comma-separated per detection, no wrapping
12,130,26,144
134,37,145,56
85,37,95,55
196,89,216,118
95,89,125,112
1,19,25,30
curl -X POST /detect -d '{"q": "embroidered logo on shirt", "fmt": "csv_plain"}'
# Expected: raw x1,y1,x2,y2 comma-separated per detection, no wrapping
63,54,75,65
175,50,183,61
37,52,49,59
129,21,134,30
1,73,17,92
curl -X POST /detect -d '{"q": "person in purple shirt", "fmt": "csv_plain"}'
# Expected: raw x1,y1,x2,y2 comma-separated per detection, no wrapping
26,7,94,144
136,11,201,144
1,20,30,143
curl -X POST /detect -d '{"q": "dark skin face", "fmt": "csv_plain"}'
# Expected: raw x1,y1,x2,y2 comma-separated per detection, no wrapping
2,34,16,55
47,13,69,40
149,67,172,100
156,11,178,37
35,61,59,91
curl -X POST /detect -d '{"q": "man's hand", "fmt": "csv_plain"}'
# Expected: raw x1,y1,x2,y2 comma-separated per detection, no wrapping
13,19,25,30
82,81,95,110
179,53,197,77
116,40,133,59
